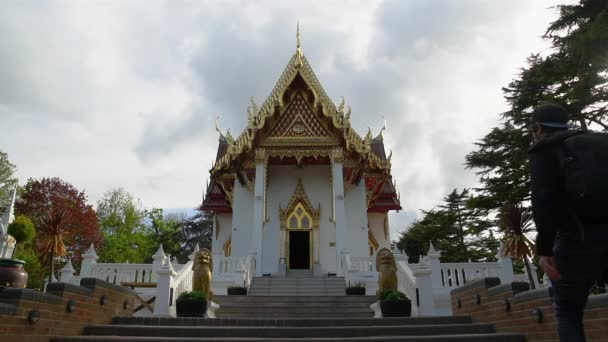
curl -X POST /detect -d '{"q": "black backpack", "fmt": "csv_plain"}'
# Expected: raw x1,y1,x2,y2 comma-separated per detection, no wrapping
560,131,608,223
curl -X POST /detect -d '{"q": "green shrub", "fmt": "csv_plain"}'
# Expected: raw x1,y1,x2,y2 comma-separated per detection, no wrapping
177,290,208,301
380,289,408,301
8,215,36,244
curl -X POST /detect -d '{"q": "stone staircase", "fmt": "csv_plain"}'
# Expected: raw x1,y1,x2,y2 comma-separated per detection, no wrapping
51,316,526,341
248,272,346,296
213,295,375,319
48,274,526,341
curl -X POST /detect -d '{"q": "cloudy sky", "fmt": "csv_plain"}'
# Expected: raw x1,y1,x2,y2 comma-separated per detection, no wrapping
0,0,565,239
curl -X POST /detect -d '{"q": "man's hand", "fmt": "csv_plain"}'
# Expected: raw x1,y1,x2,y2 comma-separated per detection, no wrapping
539,256,561,281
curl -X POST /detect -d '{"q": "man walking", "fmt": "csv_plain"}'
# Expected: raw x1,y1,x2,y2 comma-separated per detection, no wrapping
529,103,608,341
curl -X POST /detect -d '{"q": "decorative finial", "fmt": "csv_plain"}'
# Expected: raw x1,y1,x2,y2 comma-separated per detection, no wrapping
297,21,301,49
295,21,304,68
215,116,224,138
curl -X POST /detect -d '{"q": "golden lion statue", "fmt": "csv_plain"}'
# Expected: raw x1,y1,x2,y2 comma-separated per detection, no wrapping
375,247,398,299
192,248,213,300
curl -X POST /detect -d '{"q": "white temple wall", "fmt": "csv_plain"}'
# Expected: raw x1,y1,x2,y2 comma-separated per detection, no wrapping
344,182,369,257
212,213,232,256
264,164,335,274
368,212,390,250
231,181,254,257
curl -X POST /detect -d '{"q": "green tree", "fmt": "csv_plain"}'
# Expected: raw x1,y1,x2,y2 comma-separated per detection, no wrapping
96,188,154,263
7,215,36,246
178,210,213,254
466,1,608,212
13,243,47,290
0,150,18,211
147,208,184,262
396,189,498,263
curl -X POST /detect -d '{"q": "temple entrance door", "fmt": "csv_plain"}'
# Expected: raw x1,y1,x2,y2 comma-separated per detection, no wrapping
288,231,310,269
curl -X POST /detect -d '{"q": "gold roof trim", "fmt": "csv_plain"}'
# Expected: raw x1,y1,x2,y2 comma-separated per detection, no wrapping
211,44,390,173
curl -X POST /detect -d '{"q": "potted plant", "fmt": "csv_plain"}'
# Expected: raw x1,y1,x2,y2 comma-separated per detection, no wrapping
227,286,247,295
379,289,411,317
345,282,365,295
176,290,208,317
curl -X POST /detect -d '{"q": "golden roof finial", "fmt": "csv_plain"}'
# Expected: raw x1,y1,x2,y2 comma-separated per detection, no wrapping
297,21,301,49
215,116,225,139
295,21,303,68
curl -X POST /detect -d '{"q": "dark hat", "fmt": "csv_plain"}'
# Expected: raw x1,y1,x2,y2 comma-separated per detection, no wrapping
530,103,570,128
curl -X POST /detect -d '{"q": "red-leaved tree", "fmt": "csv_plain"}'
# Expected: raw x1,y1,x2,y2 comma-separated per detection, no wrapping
15,178,103,275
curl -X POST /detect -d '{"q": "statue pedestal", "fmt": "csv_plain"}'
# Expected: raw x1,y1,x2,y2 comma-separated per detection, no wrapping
206,301,220,318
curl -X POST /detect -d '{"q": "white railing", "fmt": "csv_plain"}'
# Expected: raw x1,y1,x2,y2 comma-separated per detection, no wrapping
170,260,194,310
243,253,256,288
90,263,156,285
349,256,375,272
396,259,420,315
438,262,501,288
216,256,245,275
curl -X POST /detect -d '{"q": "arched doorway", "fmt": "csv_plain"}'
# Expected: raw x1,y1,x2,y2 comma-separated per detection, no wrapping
287,203,312,269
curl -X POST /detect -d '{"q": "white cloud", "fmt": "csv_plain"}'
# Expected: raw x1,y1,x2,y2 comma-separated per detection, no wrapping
0,0,564,240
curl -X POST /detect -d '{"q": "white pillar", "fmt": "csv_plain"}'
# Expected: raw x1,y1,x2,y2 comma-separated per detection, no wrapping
496,243,514,284
154,258,176,317
427,242,442,289
332,149,347,276
152,244,166,280
80,244,98,278
59,260,75,284
252,150,266,276
413,263,435,316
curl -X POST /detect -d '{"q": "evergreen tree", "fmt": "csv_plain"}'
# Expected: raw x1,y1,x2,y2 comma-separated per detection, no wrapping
466,1,608,211
396,189,497,263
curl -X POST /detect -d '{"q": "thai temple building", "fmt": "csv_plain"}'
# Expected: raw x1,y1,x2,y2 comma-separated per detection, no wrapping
201,27,401,276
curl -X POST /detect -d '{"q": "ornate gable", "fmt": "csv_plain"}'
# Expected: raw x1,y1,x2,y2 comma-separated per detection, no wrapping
267,92,332,139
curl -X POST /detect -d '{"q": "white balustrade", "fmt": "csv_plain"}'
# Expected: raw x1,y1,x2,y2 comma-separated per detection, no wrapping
90,263,156,285
438,262,502,288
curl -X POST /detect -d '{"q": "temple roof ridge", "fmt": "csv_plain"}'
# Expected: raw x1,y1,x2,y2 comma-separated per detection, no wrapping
210,27,390,173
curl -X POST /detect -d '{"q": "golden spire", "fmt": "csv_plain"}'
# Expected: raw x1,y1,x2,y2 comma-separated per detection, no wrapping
297,21,301,49
295,21,303,68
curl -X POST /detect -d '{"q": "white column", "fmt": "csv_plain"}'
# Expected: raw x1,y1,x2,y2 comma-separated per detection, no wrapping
496,243,514,284
80,244,98,278
413,264,435,316
252,151,266,276
154,258,176,317
332,150,347,276
427,243,442,289
59,260,75,284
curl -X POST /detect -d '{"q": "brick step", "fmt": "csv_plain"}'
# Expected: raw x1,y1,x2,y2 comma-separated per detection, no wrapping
81,323,498,338
51,333,526,342
112,316,474,327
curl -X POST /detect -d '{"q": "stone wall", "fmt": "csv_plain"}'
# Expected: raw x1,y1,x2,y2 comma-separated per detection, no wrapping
0,278,136,342
450,277,608,341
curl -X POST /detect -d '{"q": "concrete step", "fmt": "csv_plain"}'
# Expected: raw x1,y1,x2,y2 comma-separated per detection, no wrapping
112,317,474,327
215,314,373,319
82,323,498,338
215,301,373,308
51,334,526,342
213,296,376,302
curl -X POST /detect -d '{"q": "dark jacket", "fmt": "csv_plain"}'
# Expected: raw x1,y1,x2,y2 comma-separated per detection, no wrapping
528,129,583,256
